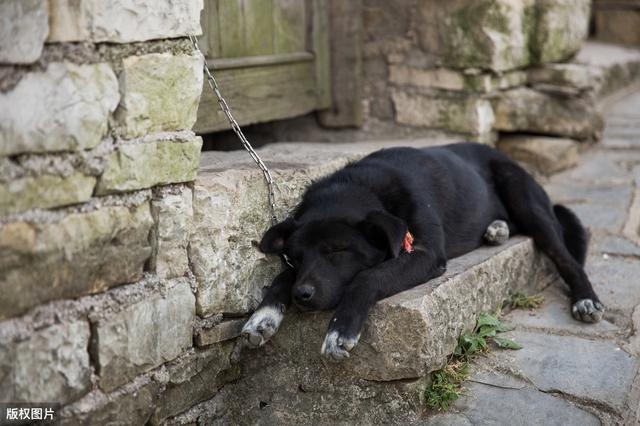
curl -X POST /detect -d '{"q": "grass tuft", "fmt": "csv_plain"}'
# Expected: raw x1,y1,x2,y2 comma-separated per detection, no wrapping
509,292,545,310
424,312,522,411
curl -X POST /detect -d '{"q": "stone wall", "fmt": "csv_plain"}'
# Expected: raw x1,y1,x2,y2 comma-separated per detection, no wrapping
0,1,216,423
361,0,604,151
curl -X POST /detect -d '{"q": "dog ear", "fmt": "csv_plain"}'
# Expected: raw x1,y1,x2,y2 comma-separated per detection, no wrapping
259,218,297,254
359,211,407,258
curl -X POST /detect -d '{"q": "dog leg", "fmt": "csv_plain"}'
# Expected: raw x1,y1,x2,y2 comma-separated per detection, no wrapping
242,268,295,347
321,247,446,361
484,220,510,245
491,160,604,323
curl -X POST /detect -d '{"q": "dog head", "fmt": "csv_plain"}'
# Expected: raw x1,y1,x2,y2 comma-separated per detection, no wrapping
259,211,407,310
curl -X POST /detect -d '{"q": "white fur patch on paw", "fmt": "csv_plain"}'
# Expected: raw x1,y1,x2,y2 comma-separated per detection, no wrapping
484,220,509,245
241,305,284,347
572,299,604,323
320,330,360,361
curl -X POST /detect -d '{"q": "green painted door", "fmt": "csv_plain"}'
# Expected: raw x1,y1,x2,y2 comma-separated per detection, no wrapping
195,0,331,133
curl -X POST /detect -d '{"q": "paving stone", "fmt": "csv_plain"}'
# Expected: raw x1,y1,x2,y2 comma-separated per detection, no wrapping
48,0,203,43
586,255,640,313
91,280,195,391
0,0,48,64
0,62,119,156
491,87,603,141
446,381,600,426
551,150,631,185
0,321,92,405
575,42,640,97
0,202,153,320
115,53,203,138
495,331,638,412
593,236,640,258
505,285,619,337
149,186,193,279
497,135,579,175
624,305,640,356
96,136,202,195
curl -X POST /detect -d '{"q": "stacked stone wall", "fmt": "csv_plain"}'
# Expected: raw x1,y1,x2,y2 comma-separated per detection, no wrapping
361,0,607,150
0,1,230,423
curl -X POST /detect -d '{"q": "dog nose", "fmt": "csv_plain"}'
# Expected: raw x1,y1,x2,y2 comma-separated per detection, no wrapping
294,284,315,302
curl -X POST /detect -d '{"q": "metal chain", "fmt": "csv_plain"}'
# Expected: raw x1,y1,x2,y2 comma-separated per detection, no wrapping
189,35,278,225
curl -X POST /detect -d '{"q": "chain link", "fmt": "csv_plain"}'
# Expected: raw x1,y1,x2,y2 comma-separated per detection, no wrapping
189,35,278,225
189,35,294,268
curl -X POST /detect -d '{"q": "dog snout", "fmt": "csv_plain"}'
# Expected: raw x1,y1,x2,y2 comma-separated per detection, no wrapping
293,284,316,303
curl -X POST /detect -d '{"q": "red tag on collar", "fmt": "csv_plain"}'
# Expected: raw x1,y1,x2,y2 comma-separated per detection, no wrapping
402,231,414,253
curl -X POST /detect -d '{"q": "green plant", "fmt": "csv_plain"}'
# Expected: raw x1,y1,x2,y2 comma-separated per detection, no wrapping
509,292,544,310
424,312,522,411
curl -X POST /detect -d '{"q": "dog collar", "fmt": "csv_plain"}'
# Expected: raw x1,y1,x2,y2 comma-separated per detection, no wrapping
402,231,414,253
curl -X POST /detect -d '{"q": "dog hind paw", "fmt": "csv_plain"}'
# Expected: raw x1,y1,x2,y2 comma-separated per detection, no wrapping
484,220,509,245
241,305,284,347
321,330,360,361
572,298,604,323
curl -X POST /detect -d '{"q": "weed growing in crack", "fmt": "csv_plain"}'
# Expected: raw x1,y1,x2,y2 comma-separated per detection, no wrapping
424,313,522,411
508,292,545,310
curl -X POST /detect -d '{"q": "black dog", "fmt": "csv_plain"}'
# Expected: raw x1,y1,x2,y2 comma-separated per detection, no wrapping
242,143,604,360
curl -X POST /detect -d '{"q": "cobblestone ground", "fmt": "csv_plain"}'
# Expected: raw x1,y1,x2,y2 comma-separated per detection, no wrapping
426,90,640,426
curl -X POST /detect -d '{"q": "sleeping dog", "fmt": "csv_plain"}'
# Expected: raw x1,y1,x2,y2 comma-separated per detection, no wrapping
242,142,604,360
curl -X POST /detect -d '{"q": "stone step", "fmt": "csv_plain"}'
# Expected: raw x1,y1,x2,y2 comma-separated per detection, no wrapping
184,141,559,424
575,41,640,99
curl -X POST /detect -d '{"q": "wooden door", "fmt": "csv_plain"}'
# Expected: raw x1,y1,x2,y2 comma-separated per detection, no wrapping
195,0,331,133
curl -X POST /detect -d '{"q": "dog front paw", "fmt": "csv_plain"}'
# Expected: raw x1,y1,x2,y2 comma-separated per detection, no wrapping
484,220,510,245
241,305,284,347
572,298,604,323
321,330,361,361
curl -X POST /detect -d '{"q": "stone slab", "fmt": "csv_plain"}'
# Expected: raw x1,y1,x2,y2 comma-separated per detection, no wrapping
0,172,96,215
195,319,245,346
48,0,203,43
505,285,619,338
0,202,153,319
0,0,48,64
575,42,640,97
494,331,638,413
497,135,579,175
115,53,203,138
0,321,92,405
91,280,195,391
96,136,202,195
0,62,119,156
586,255,640,313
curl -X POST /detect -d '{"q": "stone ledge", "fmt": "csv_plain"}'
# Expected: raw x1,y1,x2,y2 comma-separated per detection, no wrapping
176,238,558,424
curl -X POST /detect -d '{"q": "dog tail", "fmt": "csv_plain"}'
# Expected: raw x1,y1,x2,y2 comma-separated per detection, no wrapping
553,204,589,266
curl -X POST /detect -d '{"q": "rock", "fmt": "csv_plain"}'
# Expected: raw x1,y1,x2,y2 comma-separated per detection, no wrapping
417,0,534,71
59,380,161,426
0,0,48,64
48,0,203,43
497,135,579,175
115,53,203,138
0,62,119,156
527,63,600,91
0,202,153,319
95,136,202,195
494,331,638,413
148,343,237,425
491,87,603,141
91,280,195,391
0,321,91,405
391,90,495,135
195,318,245,346
0,172,96,215
149,186,193,279
532,0,591,64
